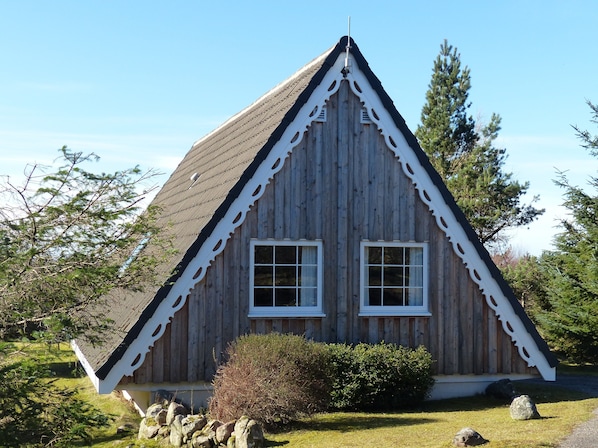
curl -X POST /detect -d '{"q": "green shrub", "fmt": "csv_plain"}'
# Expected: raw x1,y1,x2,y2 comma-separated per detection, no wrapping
327,342,435,411
209,333,332,428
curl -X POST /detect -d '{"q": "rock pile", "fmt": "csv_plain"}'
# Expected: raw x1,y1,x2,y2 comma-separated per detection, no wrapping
138,401,264,448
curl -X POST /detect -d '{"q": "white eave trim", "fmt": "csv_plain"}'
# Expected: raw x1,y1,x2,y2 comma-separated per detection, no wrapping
94,49,554,393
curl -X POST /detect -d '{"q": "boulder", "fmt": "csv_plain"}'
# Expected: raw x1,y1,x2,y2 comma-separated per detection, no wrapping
190,432,213,448
145,402,165,419
155,409,167,426
166,401,189,425
181,414,208,440
510,394,541,420
485,379,517,400
234,416,264,448
453,427,488,446
169,414,185,447
137,417,160,440
216,420,237,444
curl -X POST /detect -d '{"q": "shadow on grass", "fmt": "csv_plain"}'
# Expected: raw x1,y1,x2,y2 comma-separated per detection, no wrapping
271,413,439,433
45,360,87,378
414,381,596,414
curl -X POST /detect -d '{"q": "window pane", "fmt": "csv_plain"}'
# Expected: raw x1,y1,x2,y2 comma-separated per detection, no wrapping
366,288,381,306
406,288,423,306
368,246,382,264
299,287,317,306
275,288,296,307
406,266,423,287
384,288,404,306
368,266,382,286
384,266,404,286
254,288,273,307
299,246,317,264
275,266,296,286
385,246,403,264
275,246,296,264
255,245,273,264
254,266,273,286
299,265,317,287
407,247,423,265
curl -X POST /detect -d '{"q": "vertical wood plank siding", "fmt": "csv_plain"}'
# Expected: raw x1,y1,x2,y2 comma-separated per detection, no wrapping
127,82,536,385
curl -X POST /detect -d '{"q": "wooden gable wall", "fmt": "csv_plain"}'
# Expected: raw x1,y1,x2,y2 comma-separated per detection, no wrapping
123,81,536,387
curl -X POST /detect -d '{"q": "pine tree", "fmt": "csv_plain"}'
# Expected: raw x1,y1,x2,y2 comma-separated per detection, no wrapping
538,101,598,362
415,40,543,248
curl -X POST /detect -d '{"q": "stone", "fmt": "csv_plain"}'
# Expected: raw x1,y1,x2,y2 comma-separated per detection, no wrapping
155,409,167,426
227,434,236,448
116,423,135,434
166,401,189,425
216,420,236,444
169,414,185,447
158,425,171,438
181,414,208,439
510,394,541,420
137,417,160,440
145,402,165,419
485,379,517,400
155,389,175,405
190,433,213,448
234,416,264,448
453,427,488,446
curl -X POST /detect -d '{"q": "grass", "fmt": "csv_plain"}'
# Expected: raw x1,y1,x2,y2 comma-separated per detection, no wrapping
28,345,598,447
264,384,598,448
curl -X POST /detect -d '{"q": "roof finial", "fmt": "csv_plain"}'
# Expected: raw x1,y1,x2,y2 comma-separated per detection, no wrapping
342,16,351,77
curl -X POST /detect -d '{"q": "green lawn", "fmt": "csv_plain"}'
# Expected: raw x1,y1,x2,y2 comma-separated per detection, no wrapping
43,345,598,447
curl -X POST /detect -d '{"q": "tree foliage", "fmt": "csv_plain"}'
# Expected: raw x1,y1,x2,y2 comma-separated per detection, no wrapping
0,147,172,344
0,147,173,446
494,248,549,320
536,102,598,362
415,40,543,248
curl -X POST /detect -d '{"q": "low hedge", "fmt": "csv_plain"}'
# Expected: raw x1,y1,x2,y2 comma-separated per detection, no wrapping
209,334,435,427
327,342,435,411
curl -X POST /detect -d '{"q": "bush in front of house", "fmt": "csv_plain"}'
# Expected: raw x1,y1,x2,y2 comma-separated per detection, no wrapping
327,342,435,411
208,333,332,428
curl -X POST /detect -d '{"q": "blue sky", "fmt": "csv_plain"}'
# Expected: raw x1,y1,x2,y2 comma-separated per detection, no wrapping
1,1,596,255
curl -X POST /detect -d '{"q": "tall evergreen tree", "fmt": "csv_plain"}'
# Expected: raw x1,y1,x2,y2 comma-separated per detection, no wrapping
415,40,543,248
538,101,598,362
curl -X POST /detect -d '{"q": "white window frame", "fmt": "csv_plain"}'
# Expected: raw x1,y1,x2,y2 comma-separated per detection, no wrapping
359,241,431,317
249,239,325,318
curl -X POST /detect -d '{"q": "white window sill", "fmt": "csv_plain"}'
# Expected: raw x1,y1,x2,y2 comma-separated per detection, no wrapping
359,310,432,317
248,312,326,319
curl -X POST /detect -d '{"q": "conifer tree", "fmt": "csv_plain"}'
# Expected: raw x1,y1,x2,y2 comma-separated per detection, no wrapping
538,101,598,362
415,40,543,247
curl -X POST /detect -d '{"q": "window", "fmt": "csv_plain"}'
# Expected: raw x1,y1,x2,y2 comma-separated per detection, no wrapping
249,240,324,317
360,241,430,316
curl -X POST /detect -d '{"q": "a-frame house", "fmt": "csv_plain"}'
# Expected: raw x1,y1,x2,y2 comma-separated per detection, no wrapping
73,36,556,412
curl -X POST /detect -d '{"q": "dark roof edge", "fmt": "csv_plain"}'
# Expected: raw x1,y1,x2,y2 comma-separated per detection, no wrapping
347,38,557,368
95,39,347,380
